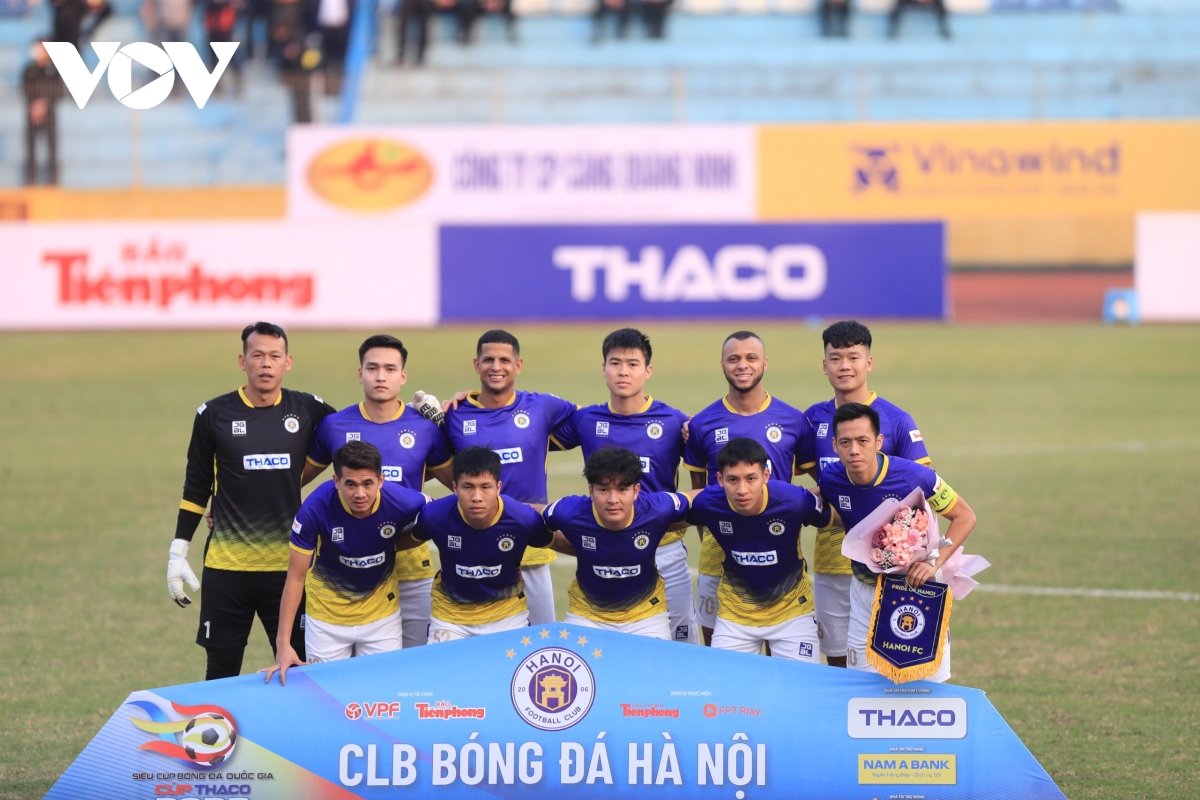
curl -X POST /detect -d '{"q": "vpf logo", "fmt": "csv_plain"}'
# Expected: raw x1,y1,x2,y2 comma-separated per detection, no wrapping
127,698,237,767
511,647,595,731
44,42,238,109
852,146,900,192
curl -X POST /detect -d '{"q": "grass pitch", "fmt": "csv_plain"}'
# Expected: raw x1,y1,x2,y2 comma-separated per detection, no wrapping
1,323,1197,799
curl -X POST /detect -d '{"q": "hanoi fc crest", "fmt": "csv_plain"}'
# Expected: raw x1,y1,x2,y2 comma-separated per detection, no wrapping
511,648,595,731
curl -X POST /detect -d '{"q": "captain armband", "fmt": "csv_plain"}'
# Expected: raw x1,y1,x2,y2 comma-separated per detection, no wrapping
927,478,959,515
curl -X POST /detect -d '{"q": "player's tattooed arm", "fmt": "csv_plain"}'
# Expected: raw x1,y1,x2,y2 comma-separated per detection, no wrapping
261,549,309,686
548,531,576,557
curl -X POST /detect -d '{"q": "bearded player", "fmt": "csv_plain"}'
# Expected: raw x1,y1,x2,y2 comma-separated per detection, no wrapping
302,334,454,649
683,331,817,645
801,320,933,668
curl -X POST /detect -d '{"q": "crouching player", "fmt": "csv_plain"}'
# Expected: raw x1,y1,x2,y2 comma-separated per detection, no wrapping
399,447,554,642
263,441,430,685
685,438,832,662
817,403,976,682
543,447,692,639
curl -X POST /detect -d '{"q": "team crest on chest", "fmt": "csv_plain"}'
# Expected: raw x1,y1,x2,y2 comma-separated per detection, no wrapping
766,424,783,443
633,533,650,550
513,412,531,429
283,414,301,433
767,520,786,536
498,536,515,552
380,523,397,539
398,431,416,449
646,421,664,440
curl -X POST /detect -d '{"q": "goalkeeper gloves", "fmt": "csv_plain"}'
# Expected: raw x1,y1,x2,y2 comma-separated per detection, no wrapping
167,539,201,607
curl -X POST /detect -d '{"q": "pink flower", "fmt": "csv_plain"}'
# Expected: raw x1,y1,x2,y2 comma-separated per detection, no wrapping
870,548,886,564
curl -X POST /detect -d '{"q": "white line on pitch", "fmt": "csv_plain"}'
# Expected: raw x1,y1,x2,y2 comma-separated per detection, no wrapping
974,584,1199,602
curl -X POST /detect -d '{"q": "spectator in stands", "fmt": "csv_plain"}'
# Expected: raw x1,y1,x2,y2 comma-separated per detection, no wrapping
141,0,194,44
641,0,670,38
22,40,63,186
820,0,850,37
592,0,670,41
272,0,316,121
243,0,273,58
888,0,949,38
204,0,244,94
51,0,112,47
457,0,516,45
395,0,441,66
316,0,354,93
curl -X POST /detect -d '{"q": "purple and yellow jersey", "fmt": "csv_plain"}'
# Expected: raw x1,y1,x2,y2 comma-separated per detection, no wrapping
550,397,689,545
817,454,959,586
411,495,553,624
686,482,832,626
544,491,690,623
684,394,817,578
289,481,429,626
444,390,575,566
802,392,932,575
307,402,453,582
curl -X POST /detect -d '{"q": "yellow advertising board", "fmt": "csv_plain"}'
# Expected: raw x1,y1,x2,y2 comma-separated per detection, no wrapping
758,121,1200,221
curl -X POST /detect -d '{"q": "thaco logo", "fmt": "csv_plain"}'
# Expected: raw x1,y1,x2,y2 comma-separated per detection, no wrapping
44,42,239,109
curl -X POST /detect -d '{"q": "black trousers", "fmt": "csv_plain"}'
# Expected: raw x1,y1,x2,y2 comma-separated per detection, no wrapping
593,0,668,40
820,0,850,37
196,567,306,680
457,0,515,44
24,115,58,186
889,0,949,36
396,0,433,63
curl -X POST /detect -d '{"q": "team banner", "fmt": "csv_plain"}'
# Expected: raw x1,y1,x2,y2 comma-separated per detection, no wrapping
439,223,945,320
48,625,1067,799
868,576,953,684
0,221,438,330
758,121,1200,220
287,126,756,222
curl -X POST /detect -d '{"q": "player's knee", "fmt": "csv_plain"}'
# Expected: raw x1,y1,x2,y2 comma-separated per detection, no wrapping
204,646,244,681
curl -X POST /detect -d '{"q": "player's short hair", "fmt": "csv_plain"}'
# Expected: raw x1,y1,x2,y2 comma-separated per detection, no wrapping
822,320,872,352
241,322,288,353
454,446,502,483
584,447,644,488
602,328,652,365
723,330,764,351
334,440,383,477
477,329,520,358
358,334,408,367
717,438,769,473
833,402,880,437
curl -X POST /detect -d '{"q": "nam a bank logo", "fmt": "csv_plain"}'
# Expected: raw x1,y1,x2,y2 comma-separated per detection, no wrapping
44,42,238,109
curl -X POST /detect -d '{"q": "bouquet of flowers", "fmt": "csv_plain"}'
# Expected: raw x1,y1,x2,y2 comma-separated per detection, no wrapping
869,504,932,570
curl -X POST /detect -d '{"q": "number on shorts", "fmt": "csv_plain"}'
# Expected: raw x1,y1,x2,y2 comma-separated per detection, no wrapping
700,596,716,616
203,620,210,639
848,649,857,667
431,629,452,643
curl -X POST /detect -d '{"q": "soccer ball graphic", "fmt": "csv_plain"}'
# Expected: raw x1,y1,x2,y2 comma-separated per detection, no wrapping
181,712,237,765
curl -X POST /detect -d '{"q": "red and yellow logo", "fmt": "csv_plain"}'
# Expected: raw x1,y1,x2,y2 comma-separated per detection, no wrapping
306,139,433,211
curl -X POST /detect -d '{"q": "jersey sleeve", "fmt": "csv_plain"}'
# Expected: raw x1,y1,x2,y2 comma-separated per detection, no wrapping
528,515,554,549
658,491,691,525
410,506,435,543
310,393,337,421
180,404,216,515
549,412,580,452
425,424,455,470
289,500,320,554
891,412,931,465
925,471,959,516
794,414,818,473
541,394,578,431
307,416,334,468
683,416,707,473
542,497,567,531
803,487,833,529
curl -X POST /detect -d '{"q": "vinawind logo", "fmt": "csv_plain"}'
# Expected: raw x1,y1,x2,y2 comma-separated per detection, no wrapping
44,42,238,109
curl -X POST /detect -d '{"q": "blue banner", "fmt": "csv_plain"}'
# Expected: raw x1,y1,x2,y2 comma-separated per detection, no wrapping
439,223,945,321
49,624,1065,799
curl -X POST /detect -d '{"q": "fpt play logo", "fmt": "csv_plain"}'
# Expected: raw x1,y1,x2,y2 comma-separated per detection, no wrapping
43,42,238,109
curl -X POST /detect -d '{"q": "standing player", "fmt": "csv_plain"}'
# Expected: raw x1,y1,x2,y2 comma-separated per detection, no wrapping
817,403,975,682
263,441,429,685
399,447,555,641
543,448,692,639
302,334,454,649
802,320,933,668
549,328,696,643
686,439,832,661
167,322,335,680
684,331,817,645
443,330,576,625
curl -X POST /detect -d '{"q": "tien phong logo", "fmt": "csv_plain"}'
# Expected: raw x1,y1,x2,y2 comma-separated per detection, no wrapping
44,42,238,110
307,139,434,211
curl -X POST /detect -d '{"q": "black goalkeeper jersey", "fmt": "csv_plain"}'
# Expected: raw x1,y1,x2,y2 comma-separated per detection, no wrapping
180,386,335,572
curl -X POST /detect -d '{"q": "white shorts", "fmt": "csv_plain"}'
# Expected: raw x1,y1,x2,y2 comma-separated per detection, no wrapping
656,540,699,643
304,609,403,663
848,577,951,683
814,572,852,658
564,611,670,639
696,574,720,630
398,577,433,650
428,610,529,643
521,564,556,626
711,613,820,663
